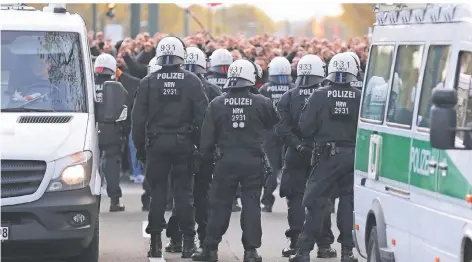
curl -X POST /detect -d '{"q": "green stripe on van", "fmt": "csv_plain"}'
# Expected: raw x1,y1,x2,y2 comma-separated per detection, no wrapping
355,127,471,200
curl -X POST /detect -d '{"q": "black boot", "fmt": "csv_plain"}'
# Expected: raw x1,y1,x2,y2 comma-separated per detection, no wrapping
288,252,310,262
281,236,297,257
191,247,218,261
341,248,358,262
110,197,125,212
232,198,241,212
164,234,182,253
261,204,273,213
243,249,262,262
317,245,337,258
147,234,162,258
182,235,197,258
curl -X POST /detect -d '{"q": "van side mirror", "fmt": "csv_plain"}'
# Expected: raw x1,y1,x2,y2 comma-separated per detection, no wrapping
429,87,457,149
96,81,128,123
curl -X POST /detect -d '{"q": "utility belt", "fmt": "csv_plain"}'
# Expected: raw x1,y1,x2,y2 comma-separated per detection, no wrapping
311,142,355,167
215,145,265,160
145,130,191,148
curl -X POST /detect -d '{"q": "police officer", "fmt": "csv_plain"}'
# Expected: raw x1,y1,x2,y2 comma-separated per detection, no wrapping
191,59,279,262
289,53,361,262
164,46,223,254
140,57,161,212
220,61,264,213
132,36,209,259
206,48,233,90
259,56,294,212
346,52,364,89
94,53,129,212
276,54,337,258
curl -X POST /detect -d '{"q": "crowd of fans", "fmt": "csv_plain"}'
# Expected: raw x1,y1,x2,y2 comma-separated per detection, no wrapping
88,29,370,176
89,30,370,82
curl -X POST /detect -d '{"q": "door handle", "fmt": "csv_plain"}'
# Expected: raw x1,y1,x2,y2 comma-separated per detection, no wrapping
438,162,448,170
427,160,437,168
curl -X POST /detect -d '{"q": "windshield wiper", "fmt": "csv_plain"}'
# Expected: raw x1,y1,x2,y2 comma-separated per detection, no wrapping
1,108,55,112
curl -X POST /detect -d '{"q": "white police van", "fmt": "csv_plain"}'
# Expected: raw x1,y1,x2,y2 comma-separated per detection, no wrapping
354,3,472,262
1,4,127,261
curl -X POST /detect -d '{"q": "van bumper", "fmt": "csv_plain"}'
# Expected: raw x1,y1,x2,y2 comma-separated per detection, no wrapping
1,187,99,260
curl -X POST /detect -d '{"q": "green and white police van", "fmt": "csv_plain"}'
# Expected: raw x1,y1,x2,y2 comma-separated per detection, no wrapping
353,4,472,262
1,4,127,261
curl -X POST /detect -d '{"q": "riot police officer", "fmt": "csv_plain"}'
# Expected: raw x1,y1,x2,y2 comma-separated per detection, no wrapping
259,56,294,212
140,57,161,212
276,54,337,258
191,59,279,262
206,48,233,90
132,36,209,259
164,46,223,254
289,52,361,262
221,61,265,212
94,53,128,212
346,52,364,89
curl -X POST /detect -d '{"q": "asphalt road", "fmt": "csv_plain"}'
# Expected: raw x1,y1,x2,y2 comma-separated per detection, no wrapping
98,182,367,262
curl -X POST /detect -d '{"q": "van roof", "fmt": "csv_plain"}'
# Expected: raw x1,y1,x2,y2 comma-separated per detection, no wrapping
1,7,86,33
374,3,472,27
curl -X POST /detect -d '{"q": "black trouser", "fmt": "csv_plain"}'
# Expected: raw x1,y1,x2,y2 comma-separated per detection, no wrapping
142,169,174,208
144,134,196,237
280,147,334,246
166,157,214,243
100,145,123,199
261,129,283,206
204,149,265,250
296,149,355,253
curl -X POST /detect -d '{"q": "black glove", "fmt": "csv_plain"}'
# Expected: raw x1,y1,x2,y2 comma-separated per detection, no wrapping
296,144,312,155
136,148,146,163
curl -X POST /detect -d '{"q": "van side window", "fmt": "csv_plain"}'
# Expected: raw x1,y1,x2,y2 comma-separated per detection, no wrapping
386,45,424,127
417,45,450,128
454,51,472,141
360,45,395,122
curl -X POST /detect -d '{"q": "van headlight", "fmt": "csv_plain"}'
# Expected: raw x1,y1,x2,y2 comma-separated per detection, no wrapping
47,151,93,192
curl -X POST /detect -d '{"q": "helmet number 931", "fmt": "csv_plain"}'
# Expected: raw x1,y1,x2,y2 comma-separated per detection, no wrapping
332,61,350,71
160,44,176,55
184,53,199,60
229,66,243,77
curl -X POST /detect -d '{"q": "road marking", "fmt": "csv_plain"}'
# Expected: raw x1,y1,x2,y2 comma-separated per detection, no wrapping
149,258,166,262
143,221,150,238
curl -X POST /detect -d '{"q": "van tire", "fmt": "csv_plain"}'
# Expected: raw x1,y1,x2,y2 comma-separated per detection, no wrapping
367,226,382,262
69,213,99,262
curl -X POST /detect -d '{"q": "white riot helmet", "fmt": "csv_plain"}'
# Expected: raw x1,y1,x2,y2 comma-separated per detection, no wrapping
209,48,233,74
326,52,359,84
147,57,162,74
268,56,291,84
183,47,207,74
94,53,116,76
296,54,326,88
155,36,186,66
223,59,257,89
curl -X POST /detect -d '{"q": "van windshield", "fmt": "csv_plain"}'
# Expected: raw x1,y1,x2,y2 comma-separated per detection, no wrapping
1,31,87,112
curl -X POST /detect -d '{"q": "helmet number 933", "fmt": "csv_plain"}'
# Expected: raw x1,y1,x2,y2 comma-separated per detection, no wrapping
298,63,312,71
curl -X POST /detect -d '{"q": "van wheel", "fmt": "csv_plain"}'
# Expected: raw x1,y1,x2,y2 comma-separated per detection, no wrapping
69,214,99,262
367,226,382,262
